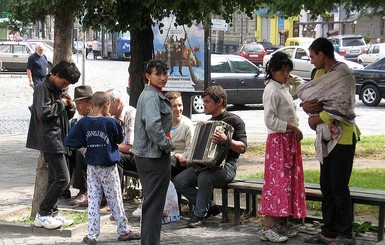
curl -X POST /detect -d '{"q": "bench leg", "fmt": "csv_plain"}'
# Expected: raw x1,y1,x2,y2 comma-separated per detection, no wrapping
251,194,257,216
378,205,385,242
246,194,250,213
234,190,241,225
221,187,229,223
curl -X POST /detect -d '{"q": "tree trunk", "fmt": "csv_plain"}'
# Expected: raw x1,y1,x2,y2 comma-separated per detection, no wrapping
31,152,48,218
53,11,75,64
128,27,154,108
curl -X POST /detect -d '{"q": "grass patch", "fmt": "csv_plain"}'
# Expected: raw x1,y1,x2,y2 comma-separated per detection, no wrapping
245,135,385,160
13,209,88,227
242,169,385,219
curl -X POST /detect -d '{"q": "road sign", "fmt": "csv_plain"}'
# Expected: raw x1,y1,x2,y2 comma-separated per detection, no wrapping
211,19,228,31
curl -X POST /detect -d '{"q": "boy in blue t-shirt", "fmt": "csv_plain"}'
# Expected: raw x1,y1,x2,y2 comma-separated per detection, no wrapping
65,91,140,244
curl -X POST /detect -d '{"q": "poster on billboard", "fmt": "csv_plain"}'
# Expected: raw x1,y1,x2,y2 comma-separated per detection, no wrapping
152,15,205,92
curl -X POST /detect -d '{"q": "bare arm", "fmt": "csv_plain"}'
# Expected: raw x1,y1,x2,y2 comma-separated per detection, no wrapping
119,144,132,154
302,99,323,114
27,69,33,88
308,115,324,131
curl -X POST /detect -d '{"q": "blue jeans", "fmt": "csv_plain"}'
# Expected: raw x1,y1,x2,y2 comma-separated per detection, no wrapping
40,153,70,216
173,160,236,218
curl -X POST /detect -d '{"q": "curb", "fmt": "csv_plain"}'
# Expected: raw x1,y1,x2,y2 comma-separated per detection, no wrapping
0,74,26,78
0,207,111,237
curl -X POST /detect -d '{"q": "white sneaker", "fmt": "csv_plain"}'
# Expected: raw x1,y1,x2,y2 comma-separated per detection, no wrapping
260,228,288,243
34,213,62,229
132,204,142,218
54,216,74,226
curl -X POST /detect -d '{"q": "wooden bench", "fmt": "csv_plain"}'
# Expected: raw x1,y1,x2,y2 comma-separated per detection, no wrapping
123,170,236,223
222,179,385,242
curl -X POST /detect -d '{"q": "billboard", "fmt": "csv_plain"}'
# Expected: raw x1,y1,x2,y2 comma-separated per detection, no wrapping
152,16,205,91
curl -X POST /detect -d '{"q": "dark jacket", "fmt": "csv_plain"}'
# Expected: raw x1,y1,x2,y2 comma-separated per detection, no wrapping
26,77,75,154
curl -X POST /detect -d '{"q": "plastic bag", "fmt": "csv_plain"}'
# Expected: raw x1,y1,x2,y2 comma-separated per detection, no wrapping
162,181,180,224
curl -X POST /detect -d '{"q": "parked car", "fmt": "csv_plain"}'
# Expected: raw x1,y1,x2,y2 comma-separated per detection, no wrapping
191,54,265,113
234,42,267,65
0,41,53,72
328,34,367,62
25,39,54,49
263,46,364,80
354,57,385,106
257,41,280,54
284,37,315,47
357,43,385,66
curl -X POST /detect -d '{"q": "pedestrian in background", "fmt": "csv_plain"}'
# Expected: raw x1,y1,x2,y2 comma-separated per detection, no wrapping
27,42,48,89
258,51,306,243
132,59,175,245
65,91,140,244
26,61,80,230
92,38,100,59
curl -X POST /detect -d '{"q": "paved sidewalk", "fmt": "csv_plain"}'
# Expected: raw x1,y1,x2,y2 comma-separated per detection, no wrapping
0,134,382,244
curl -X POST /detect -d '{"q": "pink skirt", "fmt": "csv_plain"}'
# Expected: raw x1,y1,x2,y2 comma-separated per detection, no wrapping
258,132,307,219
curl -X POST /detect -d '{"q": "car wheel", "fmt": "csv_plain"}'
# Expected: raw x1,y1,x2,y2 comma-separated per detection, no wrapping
360,84,381,106
192,95,204,114
357,59,363,64
310,69,317,80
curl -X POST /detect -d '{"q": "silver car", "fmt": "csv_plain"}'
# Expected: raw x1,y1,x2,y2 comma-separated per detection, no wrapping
357,43,385,66
263,46,363,80
0,41,53,72
328,34,367,62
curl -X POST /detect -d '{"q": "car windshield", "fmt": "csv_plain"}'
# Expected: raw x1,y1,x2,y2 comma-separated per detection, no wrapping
244,45,264,52
259,42,273,48
365,58,385,70
342,38,366,46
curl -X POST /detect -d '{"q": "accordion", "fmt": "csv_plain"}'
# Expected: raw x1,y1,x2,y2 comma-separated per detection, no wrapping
188,120,233,171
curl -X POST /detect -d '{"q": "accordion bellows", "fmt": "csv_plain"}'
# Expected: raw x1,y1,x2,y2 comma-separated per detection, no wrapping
188,121,233,171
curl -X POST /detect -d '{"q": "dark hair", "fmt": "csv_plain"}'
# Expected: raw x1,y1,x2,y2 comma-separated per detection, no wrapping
51,61,81,84
165,91,181,101
91,91,109,108
202,85,227,108
145,59,169,76
309,37,335,59
265,51,293,81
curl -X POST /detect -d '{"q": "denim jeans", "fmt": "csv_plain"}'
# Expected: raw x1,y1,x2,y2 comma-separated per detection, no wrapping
173,160,236,218
40,153,70,216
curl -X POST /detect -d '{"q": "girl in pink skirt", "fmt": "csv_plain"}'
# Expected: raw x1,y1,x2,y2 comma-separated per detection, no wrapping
259,51,307,243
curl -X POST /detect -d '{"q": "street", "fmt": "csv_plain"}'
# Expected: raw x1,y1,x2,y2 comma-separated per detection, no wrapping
1,56,385,142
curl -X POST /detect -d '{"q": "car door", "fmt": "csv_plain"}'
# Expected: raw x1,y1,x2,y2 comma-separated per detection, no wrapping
210,55,238,102
370,45,380,64
228,56,265,104
292,47,313,80
12,44,32,71
0,44,14,71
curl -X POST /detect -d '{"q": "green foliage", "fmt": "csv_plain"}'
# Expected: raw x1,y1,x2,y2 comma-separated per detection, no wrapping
246,135,385,160
353,221,375,233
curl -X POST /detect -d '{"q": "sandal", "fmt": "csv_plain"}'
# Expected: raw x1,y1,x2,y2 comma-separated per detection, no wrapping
83,236,97,244
328,236,355,245
118,230,141,241
304,232,335,244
